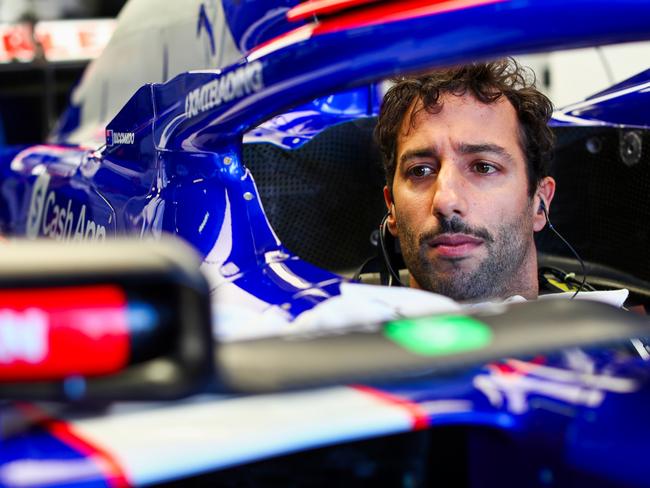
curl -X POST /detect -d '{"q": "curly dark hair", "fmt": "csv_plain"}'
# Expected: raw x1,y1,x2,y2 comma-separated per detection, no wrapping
375,59,554,197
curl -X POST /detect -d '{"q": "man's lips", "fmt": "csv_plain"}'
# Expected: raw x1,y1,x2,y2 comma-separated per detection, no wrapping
428,233,484,258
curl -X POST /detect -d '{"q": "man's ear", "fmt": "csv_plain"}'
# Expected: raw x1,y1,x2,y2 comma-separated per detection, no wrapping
533,176,556,232
383,185,398,236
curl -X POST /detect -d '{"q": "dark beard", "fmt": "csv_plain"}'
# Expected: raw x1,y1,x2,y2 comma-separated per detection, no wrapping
396,210,533,301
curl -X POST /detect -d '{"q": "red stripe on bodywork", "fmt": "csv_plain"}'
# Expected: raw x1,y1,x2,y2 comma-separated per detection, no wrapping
353,385,429,430
313,0,506,35
252,0,505,58
249,24,315,56
487,356,547,376
16,403,131,488
287,0,380,22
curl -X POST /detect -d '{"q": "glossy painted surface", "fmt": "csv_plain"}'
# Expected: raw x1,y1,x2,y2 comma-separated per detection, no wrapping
2,0,650,486
553,68,650,127
243,85,382,149
0,426,112,488
221,0,303,53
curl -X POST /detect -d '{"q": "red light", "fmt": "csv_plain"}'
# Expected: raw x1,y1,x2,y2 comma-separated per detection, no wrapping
0,285,130,381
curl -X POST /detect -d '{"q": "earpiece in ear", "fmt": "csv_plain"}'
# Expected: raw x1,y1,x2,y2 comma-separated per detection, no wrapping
538,198,546,215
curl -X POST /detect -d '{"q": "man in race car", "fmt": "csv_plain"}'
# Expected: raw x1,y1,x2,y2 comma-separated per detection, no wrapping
376,59,556,302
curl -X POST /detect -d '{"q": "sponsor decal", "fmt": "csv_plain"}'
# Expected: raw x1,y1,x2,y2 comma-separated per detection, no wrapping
384,315,492,356
26,172,107,242
106,129,135,146
0,308,48,364
473,358,638,414
26,171,50,238
184,61,264,119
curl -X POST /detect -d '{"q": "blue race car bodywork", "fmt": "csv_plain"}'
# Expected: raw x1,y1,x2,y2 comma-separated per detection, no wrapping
3,0,650,486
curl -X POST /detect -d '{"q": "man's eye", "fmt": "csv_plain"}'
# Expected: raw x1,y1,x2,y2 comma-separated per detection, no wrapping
408,165,434,178
473,162,498,175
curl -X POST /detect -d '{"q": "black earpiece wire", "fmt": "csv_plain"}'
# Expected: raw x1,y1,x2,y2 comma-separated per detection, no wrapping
541,203,586,299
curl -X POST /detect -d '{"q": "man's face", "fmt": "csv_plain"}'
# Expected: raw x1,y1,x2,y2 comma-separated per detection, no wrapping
385,92,549,301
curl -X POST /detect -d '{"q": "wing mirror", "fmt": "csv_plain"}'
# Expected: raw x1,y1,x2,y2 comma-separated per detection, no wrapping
0,238,212,401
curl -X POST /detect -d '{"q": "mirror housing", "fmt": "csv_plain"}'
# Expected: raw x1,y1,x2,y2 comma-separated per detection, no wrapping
0,238,213,401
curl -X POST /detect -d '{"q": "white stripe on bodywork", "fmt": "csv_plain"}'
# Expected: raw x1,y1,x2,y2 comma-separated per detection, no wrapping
247,24,315,62
69,387,414,486
560,80,650,114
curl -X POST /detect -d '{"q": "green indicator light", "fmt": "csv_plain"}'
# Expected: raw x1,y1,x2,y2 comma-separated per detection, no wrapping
384,315,492,356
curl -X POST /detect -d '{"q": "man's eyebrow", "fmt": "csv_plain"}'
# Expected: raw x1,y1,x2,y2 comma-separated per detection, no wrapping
458,142,515,163
399,148,438,166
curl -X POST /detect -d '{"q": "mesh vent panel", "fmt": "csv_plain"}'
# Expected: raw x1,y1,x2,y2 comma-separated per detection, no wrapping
244,118,386,271
536,126,650,282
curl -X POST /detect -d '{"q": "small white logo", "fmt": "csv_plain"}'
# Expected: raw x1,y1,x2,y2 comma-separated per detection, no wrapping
106,130,135,146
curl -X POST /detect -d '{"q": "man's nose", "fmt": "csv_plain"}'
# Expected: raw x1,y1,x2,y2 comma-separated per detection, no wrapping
431,163,467,218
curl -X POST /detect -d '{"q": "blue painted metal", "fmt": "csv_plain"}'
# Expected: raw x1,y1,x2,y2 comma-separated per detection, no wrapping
244,85,382,149
374,351,650,486
2,1,650,486
553,68,650,128
0,424,111,488
187,0,650,149
565,375,650,486
221,0,303,53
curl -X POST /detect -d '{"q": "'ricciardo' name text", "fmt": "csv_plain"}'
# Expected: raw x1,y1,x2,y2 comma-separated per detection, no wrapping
106,130,135,146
